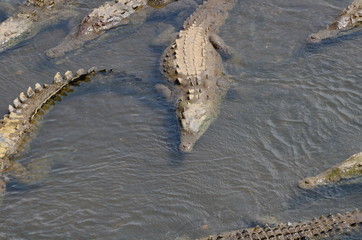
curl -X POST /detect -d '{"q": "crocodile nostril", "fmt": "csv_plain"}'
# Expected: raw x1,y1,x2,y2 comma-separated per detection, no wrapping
179,143,193,152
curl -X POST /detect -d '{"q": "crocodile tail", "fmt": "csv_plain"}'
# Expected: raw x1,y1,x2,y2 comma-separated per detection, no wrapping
201,209,362,240
0,67,99,162
4,67,97,122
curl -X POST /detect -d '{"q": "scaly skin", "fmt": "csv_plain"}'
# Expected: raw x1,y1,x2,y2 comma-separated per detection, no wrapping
0,67,99,194
309,0,362,43
0,0,75,53
199,209,362,240
46,0,178,58
299,152,362,189
161,0,235,152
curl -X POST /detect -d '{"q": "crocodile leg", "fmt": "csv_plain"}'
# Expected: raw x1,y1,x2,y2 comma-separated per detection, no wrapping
155,84,172,101
209,33,233,59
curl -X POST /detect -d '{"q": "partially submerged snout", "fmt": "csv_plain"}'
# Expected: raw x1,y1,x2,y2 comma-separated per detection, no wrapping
308,33,323,44
308,28,351,43
179,131,197,152
298,176,321,189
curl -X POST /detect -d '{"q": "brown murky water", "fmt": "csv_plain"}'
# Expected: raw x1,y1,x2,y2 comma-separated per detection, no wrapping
0,0,361,239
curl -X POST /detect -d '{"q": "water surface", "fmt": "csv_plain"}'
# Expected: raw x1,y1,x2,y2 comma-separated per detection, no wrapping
0,0,361,239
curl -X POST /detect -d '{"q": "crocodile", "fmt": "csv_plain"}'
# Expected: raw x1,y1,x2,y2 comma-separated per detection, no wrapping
159,0,235,152
45,0,178,58
309,0,362,43
299,152,362,189
0,67,100,194
198,209,362,240
0,0,77,53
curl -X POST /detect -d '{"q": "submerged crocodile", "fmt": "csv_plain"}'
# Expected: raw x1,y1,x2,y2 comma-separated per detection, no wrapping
0,67,100,194
46,0,178,58
309,0,362,43
0,0,77,53
159,0,235,152
198,209,362,240
299,152,362,189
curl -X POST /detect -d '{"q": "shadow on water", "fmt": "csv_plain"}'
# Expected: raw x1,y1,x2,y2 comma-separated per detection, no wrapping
5,180,39,194
288,181,362,210
67,69,188,166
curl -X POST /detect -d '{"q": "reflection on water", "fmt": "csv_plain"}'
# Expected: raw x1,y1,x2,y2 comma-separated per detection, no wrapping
0,0,361,239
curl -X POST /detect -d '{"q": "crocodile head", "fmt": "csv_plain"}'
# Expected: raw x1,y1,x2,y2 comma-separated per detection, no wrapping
177,97,218,152
308,29,342,43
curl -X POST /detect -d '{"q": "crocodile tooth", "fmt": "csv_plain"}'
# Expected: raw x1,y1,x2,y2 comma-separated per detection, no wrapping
87,67,96,73
76,68,86,77
19,92,27,103
8,105,15,113
35,83,43,93
187,89,195,94
27,86,34,97
176,78,182,85
64,71,73,81
13,98,21,108
43,83,49,88
53,72,63,84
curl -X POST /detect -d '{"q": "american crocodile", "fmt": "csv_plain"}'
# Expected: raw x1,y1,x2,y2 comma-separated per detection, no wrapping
0,67,100,194
299,152,362,189
0,0,76,53
309,0,362,43
198,209,362,240
160,0,235,152
45,0,178,58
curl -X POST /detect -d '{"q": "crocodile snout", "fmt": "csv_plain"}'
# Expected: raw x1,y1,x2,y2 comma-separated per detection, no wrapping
179,142,193,152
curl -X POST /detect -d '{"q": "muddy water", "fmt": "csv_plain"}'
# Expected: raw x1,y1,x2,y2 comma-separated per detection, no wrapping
0,0,361,239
